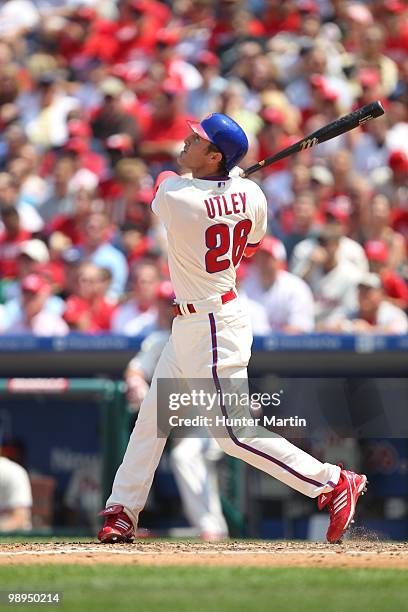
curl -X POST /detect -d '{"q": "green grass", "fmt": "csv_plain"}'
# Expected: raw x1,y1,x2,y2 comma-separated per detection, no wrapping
0,565,406,612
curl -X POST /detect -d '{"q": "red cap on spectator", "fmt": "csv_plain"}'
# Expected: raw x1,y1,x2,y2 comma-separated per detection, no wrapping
389,150,408,172
298,0,319,14
21,274,50,294
384,0,405,13
197,51,220,67
364,240,389,262
162,75,185,95
156,280,175,302
72,7,96,21
261,108,285,125
68,119,92,139
258,237,287,261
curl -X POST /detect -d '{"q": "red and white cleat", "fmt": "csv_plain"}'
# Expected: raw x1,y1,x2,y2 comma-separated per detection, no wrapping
97,505,135,543
318,468,368,543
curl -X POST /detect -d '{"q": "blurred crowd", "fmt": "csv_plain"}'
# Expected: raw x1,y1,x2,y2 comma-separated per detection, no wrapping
0,0,407,336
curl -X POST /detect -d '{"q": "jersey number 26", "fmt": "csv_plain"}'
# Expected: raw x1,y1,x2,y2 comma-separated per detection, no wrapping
205,219,252,273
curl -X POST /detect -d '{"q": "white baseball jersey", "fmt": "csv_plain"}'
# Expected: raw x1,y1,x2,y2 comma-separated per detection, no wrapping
152,175,267,300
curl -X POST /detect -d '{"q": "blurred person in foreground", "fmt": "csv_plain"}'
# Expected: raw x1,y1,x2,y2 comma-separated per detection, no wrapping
4,274,68,336
320,273,408,334
0,437,32,532
111,260,160,336
125,281,228,541
243,236,314,333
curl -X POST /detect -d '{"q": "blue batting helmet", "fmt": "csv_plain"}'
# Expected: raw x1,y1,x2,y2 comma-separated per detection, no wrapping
187,113,249,171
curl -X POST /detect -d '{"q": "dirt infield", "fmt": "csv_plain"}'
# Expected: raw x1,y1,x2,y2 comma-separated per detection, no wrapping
1,540,407,569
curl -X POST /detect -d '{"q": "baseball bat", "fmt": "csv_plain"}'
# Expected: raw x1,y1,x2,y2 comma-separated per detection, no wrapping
241,100,384,178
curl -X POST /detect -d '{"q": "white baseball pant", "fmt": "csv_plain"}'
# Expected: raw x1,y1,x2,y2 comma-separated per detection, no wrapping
107,298,340,528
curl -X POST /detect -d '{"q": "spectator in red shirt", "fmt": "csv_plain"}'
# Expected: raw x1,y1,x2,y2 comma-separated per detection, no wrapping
381,0,408,62
138,81,192,175
364,239,408,310
112,0,171,63
81,18,120,64
364,193,406,271
63,262,116,333
41,119,107,181
262,0,300,36
0,207,31,280
46,187,93,246
209,0,265,53
104,157,153,227
378,150,408,214
257,108,292,176
57,7,95,64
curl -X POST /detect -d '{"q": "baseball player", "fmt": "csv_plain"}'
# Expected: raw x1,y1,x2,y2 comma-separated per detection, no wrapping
98,113,367,544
